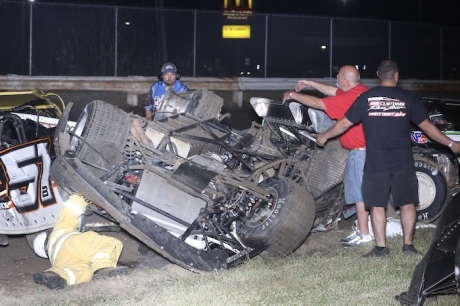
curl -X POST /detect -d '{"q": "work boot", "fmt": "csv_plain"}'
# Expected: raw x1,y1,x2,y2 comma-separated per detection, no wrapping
92,266,132,281
33,271,67,290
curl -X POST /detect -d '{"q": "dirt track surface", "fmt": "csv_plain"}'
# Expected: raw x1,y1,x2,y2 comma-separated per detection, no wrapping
0,218,355,300
0,230,170,288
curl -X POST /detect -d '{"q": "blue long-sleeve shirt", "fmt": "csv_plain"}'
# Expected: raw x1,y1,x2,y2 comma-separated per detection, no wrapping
145,80,189,114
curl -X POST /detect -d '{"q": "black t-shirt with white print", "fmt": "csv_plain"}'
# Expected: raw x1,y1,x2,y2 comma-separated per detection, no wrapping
345,86,428,172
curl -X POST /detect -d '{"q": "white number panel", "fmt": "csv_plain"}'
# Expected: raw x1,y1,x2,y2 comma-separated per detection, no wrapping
0,139,64,234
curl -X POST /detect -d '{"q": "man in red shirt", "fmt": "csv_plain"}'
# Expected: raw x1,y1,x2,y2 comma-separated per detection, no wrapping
283,65,369,247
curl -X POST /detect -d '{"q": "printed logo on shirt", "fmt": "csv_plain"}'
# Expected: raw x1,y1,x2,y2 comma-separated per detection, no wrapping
367,97,407,117
411,131,427,144
153,95,164,107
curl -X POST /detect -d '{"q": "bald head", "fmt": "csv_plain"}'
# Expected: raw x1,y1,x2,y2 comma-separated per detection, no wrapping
337,65,361,91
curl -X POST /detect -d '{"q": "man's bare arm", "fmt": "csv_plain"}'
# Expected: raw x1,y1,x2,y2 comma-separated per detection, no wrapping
316,117,354,146
282,91,327,109
296,80,338,96
145,110,153,121
419,119,460,153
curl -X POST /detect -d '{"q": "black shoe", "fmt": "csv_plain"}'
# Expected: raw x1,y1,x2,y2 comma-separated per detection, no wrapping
395,291,422,305
403,244,421,255
363,246,390,258
33,271,67,290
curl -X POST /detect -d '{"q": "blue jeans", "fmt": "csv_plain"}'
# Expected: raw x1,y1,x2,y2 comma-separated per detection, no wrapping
344,150,365,204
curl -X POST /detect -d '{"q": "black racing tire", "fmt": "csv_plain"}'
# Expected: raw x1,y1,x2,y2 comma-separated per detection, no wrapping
389,156,448,223
237,176,315,258
186,89,223,120
70,100,131,179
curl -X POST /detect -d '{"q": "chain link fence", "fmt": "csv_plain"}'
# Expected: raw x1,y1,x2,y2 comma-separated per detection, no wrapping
1,1,459,80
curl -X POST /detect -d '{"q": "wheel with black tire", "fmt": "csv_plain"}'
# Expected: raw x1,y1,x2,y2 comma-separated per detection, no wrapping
389,156,448,223
237,176,315,258
70,100,131,179
414,156,448,222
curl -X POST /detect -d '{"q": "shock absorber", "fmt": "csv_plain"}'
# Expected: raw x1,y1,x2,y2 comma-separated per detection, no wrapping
124,148,140,184
222,206,246,228
124,148,137,164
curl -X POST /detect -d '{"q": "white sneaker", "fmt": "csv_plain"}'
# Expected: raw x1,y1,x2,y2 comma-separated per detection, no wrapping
342,234,373,248
340,225,359,243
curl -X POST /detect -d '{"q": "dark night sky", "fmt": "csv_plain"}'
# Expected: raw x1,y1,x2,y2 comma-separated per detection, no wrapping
36,0,459,27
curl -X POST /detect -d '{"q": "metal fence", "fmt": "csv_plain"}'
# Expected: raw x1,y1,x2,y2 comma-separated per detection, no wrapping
1,1,459,80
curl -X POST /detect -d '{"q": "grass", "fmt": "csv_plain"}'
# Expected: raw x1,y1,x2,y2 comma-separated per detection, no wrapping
4,228,460,306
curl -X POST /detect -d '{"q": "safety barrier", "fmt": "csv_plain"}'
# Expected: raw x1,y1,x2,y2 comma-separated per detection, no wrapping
1,75,460,106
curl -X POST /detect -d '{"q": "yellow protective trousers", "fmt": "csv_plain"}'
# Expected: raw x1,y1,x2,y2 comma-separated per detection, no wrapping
46,194,123,285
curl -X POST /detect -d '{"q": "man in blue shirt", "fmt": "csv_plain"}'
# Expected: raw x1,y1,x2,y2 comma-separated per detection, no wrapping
145,62,189,121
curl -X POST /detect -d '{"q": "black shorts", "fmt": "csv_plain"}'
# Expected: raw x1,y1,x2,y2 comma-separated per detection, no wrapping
362,170,419,209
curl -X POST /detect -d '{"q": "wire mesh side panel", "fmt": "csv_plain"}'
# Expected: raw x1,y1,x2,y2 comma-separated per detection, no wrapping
442,27,460,81
391,22,441,80
266,15,331,78
32,3,116,76
332,19,389,79
0,1,30,75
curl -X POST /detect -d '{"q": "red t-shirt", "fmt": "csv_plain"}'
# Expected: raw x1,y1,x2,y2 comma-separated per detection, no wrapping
322,84,368,150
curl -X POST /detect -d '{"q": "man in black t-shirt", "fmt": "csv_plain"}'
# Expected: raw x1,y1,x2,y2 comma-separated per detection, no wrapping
317,60,460,258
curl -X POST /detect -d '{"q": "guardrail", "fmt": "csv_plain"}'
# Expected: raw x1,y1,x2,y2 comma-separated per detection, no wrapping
1,75,460,106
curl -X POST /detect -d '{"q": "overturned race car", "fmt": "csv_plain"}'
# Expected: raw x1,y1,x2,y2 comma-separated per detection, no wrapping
50,89,350,272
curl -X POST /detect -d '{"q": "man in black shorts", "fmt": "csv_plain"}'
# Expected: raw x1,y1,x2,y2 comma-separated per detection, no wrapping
317,60,460,257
